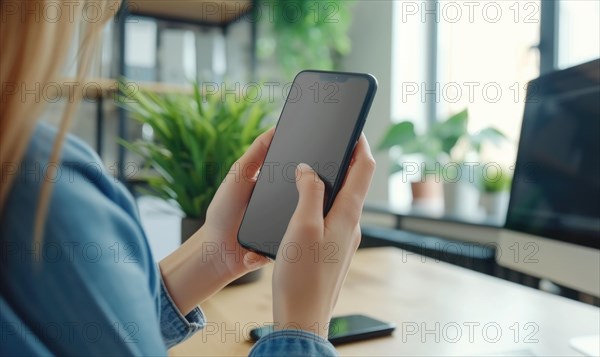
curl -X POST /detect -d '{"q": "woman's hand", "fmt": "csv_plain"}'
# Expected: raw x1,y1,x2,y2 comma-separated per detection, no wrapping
272,134,376,339
160,129,274,314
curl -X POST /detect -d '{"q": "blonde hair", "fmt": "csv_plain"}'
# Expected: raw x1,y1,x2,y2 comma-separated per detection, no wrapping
0,0,119,245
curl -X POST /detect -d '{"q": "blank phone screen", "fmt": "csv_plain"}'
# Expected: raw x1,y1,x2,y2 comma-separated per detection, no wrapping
238,71,376,258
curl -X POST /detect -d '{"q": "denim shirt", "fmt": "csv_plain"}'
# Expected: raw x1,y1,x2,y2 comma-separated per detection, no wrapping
0,123,336,356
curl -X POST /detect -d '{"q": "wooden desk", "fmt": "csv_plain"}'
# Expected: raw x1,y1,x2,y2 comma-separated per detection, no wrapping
170,247,600,356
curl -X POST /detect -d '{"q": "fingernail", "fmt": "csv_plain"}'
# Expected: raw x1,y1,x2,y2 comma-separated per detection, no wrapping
297,163,310,171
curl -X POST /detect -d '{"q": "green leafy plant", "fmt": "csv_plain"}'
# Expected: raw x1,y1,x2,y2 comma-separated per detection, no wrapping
378,109,507,177
482,170,512,193
468,127,507,155
378,109,469,176
119,82,273,219
259,0,353,77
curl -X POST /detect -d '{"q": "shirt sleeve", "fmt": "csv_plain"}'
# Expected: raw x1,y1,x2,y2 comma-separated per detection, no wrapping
159,276,206,347
249,330,338,357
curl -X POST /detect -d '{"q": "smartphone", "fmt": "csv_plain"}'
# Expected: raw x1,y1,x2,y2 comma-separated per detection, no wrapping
249,314,395,345
237,70,378,258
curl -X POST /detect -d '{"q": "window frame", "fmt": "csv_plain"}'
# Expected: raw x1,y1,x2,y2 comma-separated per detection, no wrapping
422,0,560,124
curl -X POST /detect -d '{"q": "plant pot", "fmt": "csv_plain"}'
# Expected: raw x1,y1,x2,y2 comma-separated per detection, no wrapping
180,216,262,286
410,179,443,201
443,181,481,220
410,179,444,215
181,216,205,244
480,191,510,222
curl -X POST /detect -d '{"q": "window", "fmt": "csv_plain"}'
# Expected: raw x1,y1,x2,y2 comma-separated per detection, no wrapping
436,1,540,160
558,0,600,68
389,0,599,209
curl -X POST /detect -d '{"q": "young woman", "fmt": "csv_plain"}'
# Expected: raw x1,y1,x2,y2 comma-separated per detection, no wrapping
0,1,376,355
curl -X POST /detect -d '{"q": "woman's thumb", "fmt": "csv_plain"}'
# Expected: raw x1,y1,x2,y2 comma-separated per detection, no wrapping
293,163,325,221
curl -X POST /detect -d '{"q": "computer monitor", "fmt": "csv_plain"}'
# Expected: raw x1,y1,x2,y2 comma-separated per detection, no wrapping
497,59,600,298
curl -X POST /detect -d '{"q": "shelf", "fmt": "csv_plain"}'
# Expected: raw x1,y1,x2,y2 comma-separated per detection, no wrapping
53,78,194,100
364,201,504,228
130,0,253,26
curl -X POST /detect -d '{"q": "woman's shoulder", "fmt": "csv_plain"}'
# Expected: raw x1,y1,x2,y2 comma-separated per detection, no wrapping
19,122,137,213
2,121,148,259
28,122,112,188
29,121,102,166
2,120,157,293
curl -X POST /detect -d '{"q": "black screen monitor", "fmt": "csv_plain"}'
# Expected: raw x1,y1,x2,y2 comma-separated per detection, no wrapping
498,58,600,298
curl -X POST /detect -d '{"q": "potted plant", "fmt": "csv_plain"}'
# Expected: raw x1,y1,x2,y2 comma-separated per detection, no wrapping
378,110,468,205
480,169,512,222
440,110,507,220
442,162,483,220
258,0,354,77
119,82,273,283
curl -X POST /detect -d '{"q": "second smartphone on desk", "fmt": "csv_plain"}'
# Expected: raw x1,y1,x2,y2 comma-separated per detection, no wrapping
238,70,378,258
250,314,396,345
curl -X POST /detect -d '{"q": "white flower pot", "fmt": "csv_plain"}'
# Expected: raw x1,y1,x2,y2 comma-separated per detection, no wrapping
480,191,510,222
443,181,481,220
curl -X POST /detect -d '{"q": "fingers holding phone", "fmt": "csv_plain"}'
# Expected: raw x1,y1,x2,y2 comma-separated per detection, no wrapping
272,135,376,340
206,127,275,228
327,134,376,234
